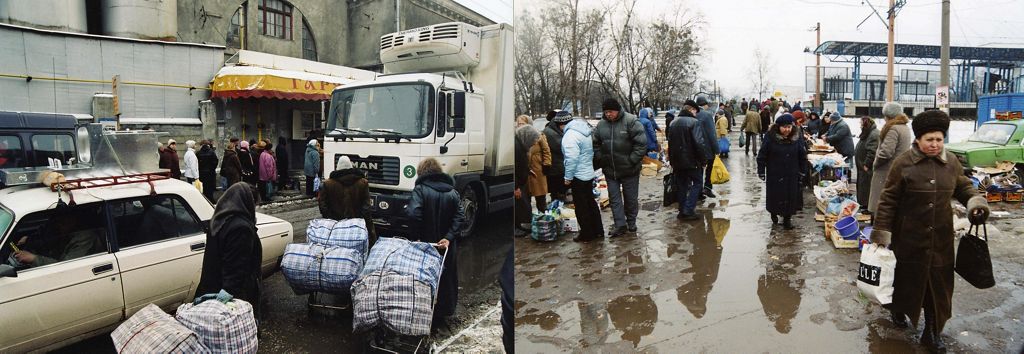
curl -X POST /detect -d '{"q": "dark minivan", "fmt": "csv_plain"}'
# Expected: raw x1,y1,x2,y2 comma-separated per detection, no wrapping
0,111,80,169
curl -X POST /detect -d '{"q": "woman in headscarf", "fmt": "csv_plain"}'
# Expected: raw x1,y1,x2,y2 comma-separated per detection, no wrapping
406,157,465,327
756,114,808,230
195,183,262,318
870,110,989,352
517,115,552,212
303,139,321,197
514,119,541,233
868,102,913,216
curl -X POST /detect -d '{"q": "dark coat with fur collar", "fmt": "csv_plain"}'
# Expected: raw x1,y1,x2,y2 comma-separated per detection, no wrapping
756,125,808,216
406,172,465,318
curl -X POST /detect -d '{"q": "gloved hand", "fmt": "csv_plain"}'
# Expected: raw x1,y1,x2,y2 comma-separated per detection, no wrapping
967,196,990,225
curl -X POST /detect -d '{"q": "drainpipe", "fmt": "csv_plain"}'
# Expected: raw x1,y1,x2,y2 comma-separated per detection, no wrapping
396,0,401,32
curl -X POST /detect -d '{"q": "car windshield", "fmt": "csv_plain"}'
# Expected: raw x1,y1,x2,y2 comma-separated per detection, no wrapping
968,123,1016,145
326,83,434,138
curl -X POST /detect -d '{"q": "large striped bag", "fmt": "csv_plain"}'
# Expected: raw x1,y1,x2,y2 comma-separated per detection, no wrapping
175,291,258,354
358,237,443,293
351,271,434,336
111,304,209,353
306,218,370,254
281,243,364,294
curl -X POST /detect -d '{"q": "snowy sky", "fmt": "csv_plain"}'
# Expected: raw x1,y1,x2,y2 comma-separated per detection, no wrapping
456,0,514,24
514,0,1024,99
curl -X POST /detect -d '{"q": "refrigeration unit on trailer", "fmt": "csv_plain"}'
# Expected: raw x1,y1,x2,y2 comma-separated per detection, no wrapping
322,22,514,236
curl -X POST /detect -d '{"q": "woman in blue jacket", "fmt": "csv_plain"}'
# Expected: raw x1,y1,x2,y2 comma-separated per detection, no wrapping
562,118,603,242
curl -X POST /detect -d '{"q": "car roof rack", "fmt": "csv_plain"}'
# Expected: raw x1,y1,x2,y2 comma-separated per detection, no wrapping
50,171,171,205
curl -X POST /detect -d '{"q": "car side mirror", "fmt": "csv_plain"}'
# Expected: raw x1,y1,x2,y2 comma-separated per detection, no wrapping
0,264,17,278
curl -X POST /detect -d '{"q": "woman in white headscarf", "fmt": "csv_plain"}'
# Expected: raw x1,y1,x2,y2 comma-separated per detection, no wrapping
303,139,321,197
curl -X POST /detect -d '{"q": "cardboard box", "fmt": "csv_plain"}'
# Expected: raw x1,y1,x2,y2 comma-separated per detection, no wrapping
562,218,580,232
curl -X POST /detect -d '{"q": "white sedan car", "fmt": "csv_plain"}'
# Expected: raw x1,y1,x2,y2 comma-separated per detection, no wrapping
0,178,292,352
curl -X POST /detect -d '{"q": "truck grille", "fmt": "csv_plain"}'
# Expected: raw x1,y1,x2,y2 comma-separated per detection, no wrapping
338,155,400,186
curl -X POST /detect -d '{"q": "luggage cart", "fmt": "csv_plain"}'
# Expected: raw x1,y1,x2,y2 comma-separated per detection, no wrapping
368,244,449,354
307,291,351,311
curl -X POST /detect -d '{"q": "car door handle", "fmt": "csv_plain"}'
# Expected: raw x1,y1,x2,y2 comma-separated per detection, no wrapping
190,242,206,251
460,159,469,166
92,263,113,275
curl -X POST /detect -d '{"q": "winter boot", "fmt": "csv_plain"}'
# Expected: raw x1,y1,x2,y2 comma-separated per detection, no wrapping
783,216,795,230
770,214,779,225
890,311,908,328
920,312,946,353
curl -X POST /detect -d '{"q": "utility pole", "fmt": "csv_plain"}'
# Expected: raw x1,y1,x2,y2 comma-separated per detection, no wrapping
939,0,951,113
815,22,821,111
886,0,896,102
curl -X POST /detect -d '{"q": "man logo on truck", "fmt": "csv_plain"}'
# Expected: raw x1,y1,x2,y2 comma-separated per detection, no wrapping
354,161,379,171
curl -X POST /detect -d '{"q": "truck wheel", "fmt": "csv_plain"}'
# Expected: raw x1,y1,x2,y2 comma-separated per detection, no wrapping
460,186,481,237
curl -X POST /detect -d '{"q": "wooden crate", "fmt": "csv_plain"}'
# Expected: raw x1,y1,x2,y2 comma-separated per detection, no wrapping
1005,191,1023,202
986,192,1003,203
825,221,859,249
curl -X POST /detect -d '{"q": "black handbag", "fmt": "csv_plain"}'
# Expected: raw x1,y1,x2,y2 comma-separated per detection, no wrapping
955,223,995,289
663,173,677,207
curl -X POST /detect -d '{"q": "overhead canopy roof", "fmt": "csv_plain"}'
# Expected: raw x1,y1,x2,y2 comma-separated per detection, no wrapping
813,41,1024,68
210,65,356,101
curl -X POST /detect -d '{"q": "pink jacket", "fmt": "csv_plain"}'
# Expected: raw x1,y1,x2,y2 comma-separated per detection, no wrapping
259,150,277,182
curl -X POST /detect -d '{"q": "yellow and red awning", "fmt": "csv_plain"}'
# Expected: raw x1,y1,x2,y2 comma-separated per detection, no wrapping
210,66,354,101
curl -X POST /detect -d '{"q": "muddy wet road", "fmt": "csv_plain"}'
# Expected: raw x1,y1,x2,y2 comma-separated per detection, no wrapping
514,130,1024,353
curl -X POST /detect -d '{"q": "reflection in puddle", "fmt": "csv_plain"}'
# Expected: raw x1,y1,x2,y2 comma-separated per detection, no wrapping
676,212,724,319
606,295,658,347
518,310,561,331
757,235,806,334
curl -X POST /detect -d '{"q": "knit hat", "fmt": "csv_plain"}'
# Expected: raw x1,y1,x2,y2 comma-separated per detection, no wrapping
547,110,560,120
830,112,842,120
912,110,950,138
695,95,709,107
336,155,353,170
167,139,176,145
775,113,795,126
601,98,622,112
552,110,573,124
308,139,318,147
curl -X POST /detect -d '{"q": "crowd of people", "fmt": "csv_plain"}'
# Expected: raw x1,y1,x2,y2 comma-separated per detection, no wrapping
515,97,992,352
157,134,326,204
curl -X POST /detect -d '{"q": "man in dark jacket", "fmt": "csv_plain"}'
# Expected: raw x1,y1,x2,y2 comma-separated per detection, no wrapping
320,156,376,245
593,98,648,237
197,140,219,202
825,112,855,165
406,158,466,323
544,111,572,202
667,100,711,220
695,96,719,198
196,183,262,318
159,139,181,179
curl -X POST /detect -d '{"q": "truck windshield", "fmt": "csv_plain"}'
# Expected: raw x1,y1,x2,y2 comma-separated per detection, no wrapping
968,123,1015,145
327,83,434,138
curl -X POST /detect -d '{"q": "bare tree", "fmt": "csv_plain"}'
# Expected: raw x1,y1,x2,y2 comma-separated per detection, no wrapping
749,47,775,101
514,9,559,116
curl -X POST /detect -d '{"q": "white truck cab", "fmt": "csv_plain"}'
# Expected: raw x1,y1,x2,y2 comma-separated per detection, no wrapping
323,22,514,236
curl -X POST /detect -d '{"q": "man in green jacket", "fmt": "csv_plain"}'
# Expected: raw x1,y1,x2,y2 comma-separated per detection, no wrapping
593,98,648,237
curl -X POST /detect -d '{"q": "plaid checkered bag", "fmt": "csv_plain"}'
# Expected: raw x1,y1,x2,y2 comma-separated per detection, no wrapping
306,218,370,254
360,237,442,292
111,303,210,353
175,292,258,354
351,271,434,336
281,243,364,295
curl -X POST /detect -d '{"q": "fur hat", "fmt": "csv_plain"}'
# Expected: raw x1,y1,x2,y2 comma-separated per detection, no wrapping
775,113,795,126
912,110,951,138
552,110,573,124
683,99,699,110
696,95,710,107
601,98,622,112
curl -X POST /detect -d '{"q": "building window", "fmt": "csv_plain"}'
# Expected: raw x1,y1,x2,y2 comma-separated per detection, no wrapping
227,4,245,48
257,0,292,40
302,20,317,61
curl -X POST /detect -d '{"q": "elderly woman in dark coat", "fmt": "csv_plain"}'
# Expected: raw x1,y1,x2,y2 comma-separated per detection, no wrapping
220,141,243,186
870,110,990,352
195,183,262,318
406,157,466,326
757,114,808,230
854,116,880,210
